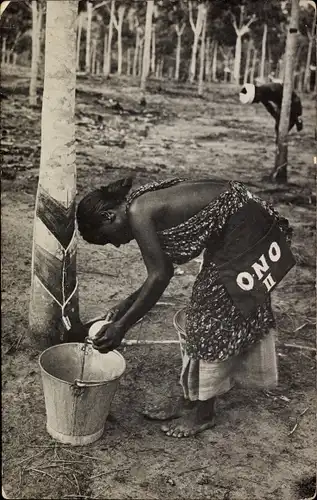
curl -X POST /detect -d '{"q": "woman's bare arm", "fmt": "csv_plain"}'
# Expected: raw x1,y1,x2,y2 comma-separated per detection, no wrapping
116,198,174,332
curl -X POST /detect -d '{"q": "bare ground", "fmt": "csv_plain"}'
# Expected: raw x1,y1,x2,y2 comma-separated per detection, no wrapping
1,71,316,500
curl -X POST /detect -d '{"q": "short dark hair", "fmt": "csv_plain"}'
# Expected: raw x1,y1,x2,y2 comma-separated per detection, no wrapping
76,177,133,239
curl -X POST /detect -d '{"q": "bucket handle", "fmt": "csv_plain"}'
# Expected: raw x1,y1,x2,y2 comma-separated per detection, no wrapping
73,379,106,388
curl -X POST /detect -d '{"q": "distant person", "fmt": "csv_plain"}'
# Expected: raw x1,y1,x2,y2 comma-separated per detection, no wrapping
239,82,303,143
76,177,294,438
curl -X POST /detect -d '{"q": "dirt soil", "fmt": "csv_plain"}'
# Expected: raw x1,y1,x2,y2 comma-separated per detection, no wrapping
1,71,316,500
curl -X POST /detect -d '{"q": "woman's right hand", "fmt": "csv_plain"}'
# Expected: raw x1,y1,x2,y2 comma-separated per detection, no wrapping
105,299,130,322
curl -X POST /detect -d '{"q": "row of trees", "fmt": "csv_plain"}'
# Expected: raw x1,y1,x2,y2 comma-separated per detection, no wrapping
1,0,317,104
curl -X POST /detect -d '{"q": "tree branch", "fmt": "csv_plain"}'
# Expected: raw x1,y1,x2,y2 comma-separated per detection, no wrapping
188,0,195,32
231,12,238,34
92,0,109,11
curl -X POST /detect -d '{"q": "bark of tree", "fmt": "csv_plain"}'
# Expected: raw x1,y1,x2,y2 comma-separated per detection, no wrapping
205,37,212,83
232,6,256,85
140,0,154,90
133,25,141,77
103,31,108,75
250,47,258,83
76,12,83,71
127,47,132,75
303,7,316,92
188,1,206,83
29,0,43,106
259,23,268,82
85,0,92,73
198,13,207,96
91,38,97,75
2,37,6,64
13,52,18,66
104,0,115,77
151,27,156,74
113,4,126,76
174,22,185,80
272,0,300,184
29,0,80,349
138,37,144,76
243,38,252,84
212,40,218,82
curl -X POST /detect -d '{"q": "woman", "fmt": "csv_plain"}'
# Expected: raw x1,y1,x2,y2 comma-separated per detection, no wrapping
76,177,293,438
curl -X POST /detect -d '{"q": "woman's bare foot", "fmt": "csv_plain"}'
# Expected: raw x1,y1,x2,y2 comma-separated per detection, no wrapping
161,398,216,437
143,396,196,421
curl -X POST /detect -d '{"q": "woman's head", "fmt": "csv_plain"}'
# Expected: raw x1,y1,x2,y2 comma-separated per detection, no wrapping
76,177,133,246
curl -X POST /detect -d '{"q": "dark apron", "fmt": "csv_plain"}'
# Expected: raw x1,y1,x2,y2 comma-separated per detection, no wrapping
212,200,296,317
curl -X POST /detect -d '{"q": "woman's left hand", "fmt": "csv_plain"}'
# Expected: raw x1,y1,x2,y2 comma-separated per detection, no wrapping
92,322,126,353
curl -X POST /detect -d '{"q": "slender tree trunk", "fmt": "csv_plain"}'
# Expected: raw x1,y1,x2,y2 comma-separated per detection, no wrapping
304,5,317,92
260,23,268,81
250,48,258,83
104,0,115,77
272,0,300,184
13,52,18,66
159,58,164,78
91,38,97,75
212,40,218,82
198,15,207,96
233,34,242,84
151,27,156,74
205,37,212,83
244,38,252,84
103,31,108,75
138,38,144,76
115,5,126,76
140,0,154,90
96,60,101,75
174,23,185,81
188,2,206,83
127,47,132,75
76,12,83,71
29,0,43,106
85,0,92,73
2,37,6,64
29,0,80,348
133,28,140,77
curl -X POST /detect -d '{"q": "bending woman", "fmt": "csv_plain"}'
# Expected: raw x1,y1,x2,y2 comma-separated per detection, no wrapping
76,177,293,438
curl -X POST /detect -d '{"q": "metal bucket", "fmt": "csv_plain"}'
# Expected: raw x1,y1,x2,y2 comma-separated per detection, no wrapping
39,343,126,446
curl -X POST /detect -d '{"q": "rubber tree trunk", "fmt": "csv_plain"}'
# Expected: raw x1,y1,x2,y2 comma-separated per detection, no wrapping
127,47,132,75
114,4,126,76
76,12,83,71
140,0,154,90
133,27,141,77
250,48,258,83
2,37,6,64
188,1,205,83
29,0,43,106
91,38,97,75
85,0,92,73
259,23,268,81
205,37,211,82
272,0,300,184
212,40,218,82
151,27,156,74
233,34,243,84
138,38,144,76
198,15,207,96
304,8,316,92
103,31,108,75
244,38,252,84
29,0,80,349
104,0,115,77
174,23,185,80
